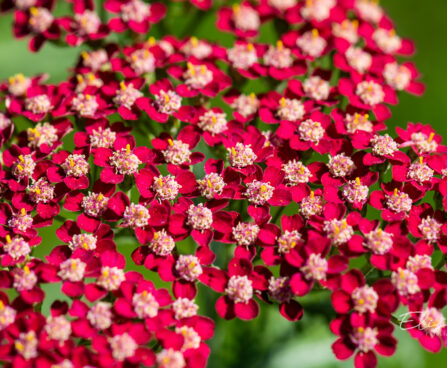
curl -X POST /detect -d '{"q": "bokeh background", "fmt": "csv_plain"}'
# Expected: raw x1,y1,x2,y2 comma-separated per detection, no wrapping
0,1,446,367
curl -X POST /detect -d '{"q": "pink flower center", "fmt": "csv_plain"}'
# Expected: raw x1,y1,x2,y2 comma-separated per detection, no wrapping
364,228,393,255
12,154,35,180
300,192,324,218
231,93,259,117
283,160,311,185
110,145,141,175
296,29,327,57
121,0,150,22
324,219,354,245
175,255,203,282
3,236,30,260
352,286,378,313
301,0,335,22
69,233,97,251
175,326,201,351
87,302,112,329
132,290,159,318
356,0,383,24
418,217,441,242
28,178,54,203
45,316,71,342
14,0,36,10
162,139,191,165
228,44,258,69
13,266,37,291
232,4,260,31
198,110,227,135
384,63,411,90
373,28,402,54
356,80,384,106
264,41,293,69
82,192,109,217
406,254,433,273
58,258,87,282
81,49,108,71
29,7,53,33
27,122,58,148
97,266,125,290
129,49,155,75
89,127,116,149
25,94,52,115
277,230,302,254
197,172,225,199
232,222,260,247
8,209,33,232
391,268,420,296
345,47,372,74
370,134,398,156
123,203,150,229
152,175,181,201
155,90,182,114
268,276,293,303
327,153,355,177
268,0,297,11
14,331,38,360
332,19,359,44
245,180,274,205
0,301,16,331
75,10,101,35
277,97,305,121
350,327,378,353
62,154,89,177
156,349,185,368
183,63,213,89
181,37,212,59
228,143,257,168
299,119,325,143
226,275,253,303
72,93,99,117
344,112,372,133
187,204,213,230
385,189,412,213
7,73,30,96
343,178,369,204
410,132,438,154
114,82,143,109
407,159,434,184
301,253,328,281
419,308,446,337
109,333,137,361
172,298,198,320
303,76,330,100
150,230,175,256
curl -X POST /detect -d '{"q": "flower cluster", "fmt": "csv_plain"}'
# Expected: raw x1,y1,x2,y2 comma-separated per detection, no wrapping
0,0,444,367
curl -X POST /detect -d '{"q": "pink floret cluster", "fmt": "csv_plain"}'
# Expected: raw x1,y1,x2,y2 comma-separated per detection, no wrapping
0,0,445,367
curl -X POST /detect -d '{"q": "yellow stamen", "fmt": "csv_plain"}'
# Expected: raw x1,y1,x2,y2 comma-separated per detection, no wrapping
0,300,4,310
5,235,11,243
200,65,206,75
260,185,267,192
190,36,198,47
17,165,23,172
187,62,195,76
310,191,315,199
120,81,127,90
153,232,159,240
168,139,174,147
250,92,256,100
342,220,347,229
419,157,423,164
76,74,84,83
280,97,286,107
334,226,340,234
97,194,104,201
35,187,41,195
126,144,131,154
231,147,237,156
164,93,170,103
378,228,382,236
81,51,90,60
232,4,240,13
18,155,24,162
147,36,156,46
21,208,26,216
158,177,163,186
207,180,212,188
355,177,361,185
394,188,398,196
24,265,30,274
428,132,435,143
312,29,319,38
70,158,74,167
30,7,38,15
82,242,88,250
88,73,96,81
246,43,254,51
276,40,283,50
85,94,91,100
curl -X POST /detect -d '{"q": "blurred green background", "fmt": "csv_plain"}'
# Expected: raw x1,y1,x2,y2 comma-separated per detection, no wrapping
0,1,447,367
